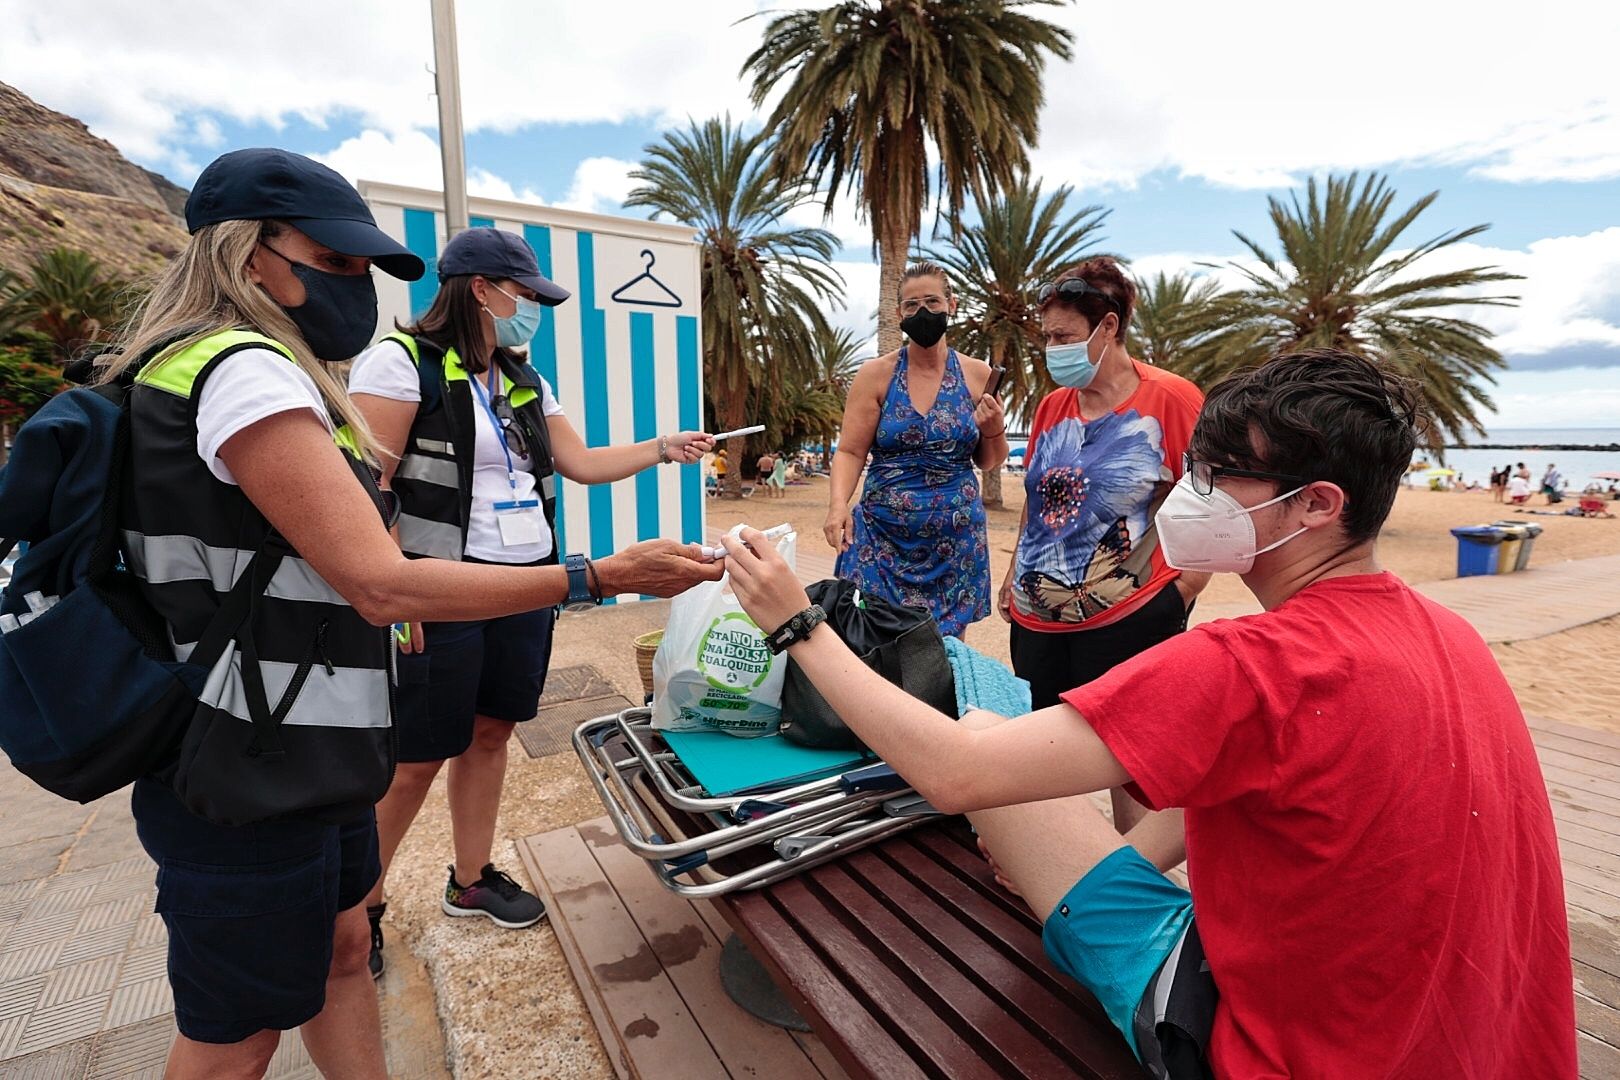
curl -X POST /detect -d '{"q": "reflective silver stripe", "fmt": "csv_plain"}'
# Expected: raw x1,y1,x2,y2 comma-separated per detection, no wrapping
414,437,454,454
396,453,458,488
540,473,555,500
197,648,390,729
397,514,462,559
121,531,346,606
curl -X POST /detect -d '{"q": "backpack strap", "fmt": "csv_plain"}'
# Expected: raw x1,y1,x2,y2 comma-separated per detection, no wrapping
413,337,448,416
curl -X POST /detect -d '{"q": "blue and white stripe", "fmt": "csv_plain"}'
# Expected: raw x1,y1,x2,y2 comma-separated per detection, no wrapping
364,188,706,604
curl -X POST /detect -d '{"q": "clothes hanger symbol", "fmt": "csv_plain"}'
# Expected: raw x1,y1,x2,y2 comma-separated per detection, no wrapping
610,249,683,308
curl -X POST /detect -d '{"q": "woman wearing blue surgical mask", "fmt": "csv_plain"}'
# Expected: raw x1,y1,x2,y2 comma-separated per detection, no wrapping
1001,258,1209,834
348,228,712,978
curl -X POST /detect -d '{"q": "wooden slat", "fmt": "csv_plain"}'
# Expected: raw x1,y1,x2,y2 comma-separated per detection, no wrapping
1566,861,1620,902
724,890,929,1080
790,1030,853,1080
1569,912,1620,980
1563,838,1620,879
579,819,829,1080
806,859,1082,1078
1536,731,1620,769
1538,744,1620,784
523,825,729,1080
1544,762,1620,804
519,830,631,1080
1557,819,1620,857
1548,782,1620,823
842,847,1142,1079
1551,801,1620,844
1576,959,1620,1008
1530,716,1620,752
1576,992,1620,1054
1580,1030,1620,1080
763,875,1005,1080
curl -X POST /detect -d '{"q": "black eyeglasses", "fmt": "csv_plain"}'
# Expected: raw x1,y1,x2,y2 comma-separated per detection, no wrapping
490,395,529,458
1036,278,1124,318
1183,453,1308,497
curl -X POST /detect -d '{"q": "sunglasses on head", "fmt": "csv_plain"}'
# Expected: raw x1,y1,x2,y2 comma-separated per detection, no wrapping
1036,278,1124,318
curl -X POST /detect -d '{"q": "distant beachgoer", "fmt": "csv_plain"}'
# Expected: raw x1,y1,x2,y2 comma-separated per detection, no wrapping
1507,473,1532,504
1489,466,1505,502
826,260,1007,637
755,451,776,497
1542,463,1563,502
1515,461,1530,482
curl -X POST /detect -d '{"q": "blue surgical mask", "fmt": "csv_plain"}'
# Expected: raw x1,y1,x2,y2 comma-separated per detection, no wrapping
1045,322,1106,389
486,284,542,348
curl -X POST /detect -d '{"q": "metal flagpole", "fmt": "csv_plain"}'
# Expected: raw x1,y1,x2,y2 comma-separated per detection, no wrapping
430,0,469,237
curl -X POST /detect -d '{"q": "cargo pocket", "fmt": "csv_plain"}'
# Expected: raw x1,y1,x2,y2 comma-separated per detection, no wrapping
155,852,336,1036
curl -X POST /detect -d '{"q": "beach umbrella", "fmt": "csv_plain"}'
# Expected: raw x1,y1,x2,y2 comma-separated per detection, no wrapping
1008,446,1026,458
1421,467,1457,477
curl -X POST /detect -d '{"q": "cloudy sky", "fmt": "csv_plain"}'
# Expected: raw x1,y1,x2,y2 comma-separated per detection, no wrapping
5,0,1617,431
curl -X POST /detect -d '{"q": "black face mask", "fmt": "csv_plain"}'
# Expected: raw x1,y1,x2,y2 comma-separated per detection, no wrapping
260,245,378,361
900,307,948,348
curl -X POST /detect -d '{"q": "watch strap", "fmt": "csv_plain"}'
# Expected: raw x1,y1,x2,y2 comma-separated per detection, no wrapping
766,604,827,654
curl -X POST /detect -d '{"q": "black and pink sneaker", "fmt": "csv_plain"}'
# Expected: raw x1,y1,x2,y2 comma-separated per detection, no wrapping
442,864,546,929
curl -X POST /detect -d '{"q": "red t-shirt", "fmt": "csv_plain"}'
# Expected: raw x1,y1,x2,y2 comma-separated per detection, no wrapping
1063,573,1576,1078
1012,362,1204,632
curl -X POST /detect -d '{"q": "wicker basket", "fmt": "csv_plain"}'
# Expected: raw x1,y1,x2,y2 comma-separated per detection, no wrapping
633,630,664,702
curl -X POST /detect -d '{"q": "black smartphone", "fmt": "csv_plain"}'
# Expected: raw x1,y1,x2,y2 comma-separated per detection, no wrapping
986,365,1007,397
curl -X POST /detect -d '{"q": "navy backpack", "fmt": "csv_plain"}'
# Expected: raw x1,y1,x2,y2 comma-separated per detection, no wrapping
0,363,279,802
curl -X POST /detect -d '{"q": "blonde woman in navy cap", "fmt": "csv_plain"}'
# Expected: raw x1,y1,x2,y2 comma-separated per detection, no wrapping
96,148,719,1080
349,228,713,976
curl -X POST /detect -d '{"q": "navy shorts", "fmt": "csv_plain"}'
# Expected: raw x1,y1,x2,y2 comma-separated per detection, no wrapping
131,778,380,1044
394,605,556,762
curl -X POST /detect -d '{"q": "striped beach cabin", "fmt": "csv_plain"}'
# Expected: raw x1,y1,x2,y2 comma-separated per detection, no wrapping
359,182,706,604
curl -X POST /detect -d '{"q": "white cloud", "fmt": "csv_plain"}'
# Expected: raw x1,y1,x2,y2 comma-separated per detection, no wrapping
557,157,640,214
6,0,1616,194
313,128,542,203
1032,1,1620,191
828,260,881,350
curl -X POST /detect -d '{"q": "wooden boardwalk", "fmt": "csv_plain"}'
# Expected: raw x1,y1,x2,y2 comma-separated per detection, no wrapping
530,715,1620,1078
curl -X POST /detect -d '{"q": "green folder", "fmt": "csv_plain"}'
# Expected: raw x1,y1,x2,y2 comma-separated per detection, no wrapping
662,730,872,797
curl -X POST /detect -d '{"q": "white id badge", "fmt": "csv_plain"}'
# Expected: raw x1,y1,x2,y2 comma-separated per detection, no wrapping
494,499,544,547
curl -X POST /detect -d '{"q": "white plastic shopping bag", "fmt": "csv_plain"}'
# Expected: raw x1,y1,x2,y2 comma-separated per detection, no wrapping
651,524,798,738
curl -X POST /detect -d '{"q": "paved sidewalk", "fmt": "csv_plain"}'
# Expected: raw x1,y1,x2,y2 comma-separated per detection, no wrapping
0,764,450,1078
1192,553,1620,644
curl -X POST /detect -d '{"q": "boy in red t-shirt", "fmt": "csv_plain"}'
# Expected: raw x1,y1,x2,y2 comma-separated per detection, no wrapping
720,350,1577,1078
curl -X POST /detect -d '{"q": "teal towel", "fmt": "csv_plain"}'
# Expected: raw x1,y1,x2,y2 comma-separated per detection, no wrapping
943,637,1031,718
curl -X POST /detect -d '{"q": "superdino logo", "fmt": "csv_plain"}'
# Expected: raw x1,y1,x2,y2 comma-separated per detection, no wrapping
696,612,773,692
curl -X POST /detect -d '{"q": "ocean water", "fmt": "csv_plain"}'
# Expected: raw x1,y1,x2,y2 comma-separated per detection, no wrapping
1435,428,1620,490
1005,428,1620,491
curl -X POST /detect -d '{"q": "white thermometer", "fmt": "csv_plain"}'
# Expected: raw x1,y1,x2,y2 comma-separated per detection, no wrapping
701,523,794,561
711,425,766,442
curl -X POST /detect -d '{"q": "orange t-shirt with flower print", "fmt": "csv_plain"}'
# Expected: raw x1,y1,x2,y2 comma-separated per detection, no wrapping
1009,361,1204,633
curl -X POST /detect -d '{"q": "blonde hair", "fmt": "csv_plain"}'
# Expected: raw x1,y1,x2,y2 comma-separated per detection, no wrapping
900,260,954,300
97,219,379,461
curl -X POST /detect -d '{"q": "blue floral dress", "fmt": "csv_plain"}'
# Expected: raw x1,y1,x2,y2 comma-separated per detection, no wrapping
835,348,991,637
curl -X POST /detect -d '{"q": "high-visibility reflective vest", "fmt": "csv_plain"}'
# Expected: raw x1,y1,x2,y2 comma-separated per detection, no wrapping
124,328,392,824
378,332,558,563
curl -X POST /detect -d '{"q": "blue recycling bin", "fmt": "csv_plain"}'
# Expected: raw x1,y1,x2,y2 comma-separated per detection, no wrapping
1450,526,1505,577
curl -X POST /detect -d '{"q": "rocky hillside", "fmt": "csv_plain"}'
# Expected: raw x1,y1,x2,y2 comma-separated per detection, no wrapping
0,81,188,280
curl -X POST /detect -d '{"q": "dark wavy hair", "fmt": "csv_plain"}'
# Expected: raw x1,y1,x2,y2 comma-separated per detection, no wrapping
1189,349,1425,543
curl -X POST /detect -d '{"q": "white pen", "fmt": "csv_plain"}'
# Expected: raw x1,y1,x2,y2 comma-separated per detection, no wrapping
702,523,793,561
711,425,765,442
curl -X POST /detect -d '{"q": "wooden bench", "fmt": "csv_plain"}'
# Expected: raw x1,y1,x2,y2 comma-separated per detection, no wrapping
716,818,1147,1080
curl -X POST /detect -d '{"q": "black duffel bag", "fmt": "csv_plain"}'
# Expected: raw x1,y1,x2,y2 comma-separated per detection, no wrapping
779,578,957,750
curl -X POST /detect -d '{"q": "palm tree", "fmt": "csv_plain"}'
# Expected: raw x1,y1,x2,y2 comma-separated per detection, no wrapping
1128,271,1231,382
806,323,866,472
7,248,132,361
927,179,1110,507
1206,173,1520,450
743,0,1073,351
624,117,846,497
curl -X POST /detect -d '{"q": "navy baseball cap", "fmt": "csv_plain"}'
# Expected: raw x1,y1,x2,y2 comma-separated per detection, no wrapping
185,148,425,281
437,227,570,306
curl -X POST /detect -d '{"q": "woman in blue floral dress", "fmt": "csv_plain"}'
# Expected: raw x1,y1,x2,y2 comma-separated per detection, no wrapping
826,263,1008,637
